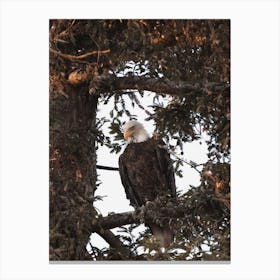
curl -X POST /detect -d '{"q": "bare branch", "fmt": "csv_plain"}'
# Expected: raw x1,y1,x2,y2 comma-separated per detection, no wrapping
49,48,110,61
97,165,119,171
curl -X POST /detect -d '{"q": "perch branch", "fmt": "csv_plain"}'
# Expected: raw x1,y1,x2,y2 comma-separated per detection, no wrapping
92,192,230,233
91,203,187,233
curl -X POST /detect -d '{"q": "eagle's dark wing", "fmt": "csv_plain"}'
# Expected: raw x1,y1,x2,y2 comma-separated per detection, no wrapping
118,154,143,207
119,139,176,248
155,140,176,198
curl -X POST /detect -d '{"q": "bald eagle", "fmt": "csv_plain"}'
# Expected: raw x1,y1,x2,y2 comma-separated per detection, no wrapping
118,120,176,248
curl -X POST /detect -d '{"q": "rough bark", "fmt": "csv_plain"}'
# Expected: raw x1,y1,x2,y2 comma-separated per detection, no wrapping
91,203,187,233
97,75,228,97
49,84,98,260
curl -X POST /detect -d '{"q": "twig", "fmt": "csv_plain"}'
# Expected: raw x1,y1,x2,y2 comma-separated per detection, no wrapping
57,19,76,38
159,145,204,174
97,165,119,171
49,48,110,61
132,92,153,116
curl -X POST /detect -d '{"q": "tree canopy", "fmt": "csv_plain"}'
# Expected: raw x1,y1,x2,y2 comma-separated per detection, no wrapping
49,19,230,261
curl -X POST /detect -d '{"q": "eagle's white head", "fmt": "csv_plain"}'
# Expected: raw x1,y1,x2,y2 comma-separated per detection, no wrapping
123,120,149,144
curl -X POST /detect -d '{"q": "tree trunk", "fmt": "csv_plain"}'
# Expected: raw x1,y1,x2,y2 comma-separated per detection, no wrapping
49,84,97,260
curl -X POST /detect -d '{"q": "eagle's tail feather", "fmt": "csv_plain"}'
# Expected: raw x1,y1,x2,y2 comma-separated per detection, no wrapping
150,224,173,248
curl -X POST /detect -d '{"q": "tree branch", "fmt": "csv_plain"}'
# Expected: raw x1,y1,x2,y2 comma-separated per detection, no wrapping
95,229,133,260
91,203,187,233
92,192,230,233
97,165,119,171
158,144,204,174
98,75,229,97
49,48,110,61
92,192,229,259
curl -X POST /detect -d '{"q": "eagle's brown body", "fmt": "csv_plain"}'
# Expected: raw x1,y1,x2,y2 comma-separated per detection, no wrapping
119,137,176,247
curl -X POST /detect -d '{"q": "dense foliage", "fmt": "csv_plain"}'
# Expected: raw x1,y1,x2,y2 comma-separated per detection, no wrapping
49,19,230,261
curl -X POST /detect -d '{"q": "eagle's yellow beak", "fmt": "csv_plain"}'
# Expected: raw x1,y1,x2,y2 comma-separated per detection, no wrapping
124,128,134,140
